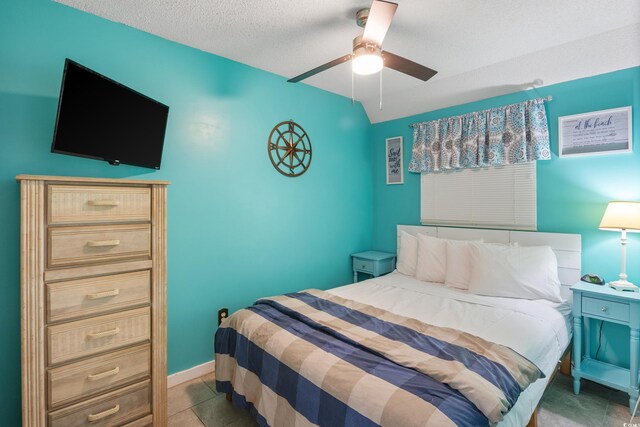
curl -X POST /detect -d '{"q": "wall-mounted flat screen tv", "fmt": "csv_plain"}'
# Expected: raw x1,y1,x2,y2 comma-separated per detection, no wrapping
51,59,169,169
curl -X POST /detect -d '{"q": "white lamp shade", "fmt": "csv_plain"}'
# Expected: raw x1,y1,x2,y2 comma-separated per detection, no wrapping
599,201,640,232
352,53,383,75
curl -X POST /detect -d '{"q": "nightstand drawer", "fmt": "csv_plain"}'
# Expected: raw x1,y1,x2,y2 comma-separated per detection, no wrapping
353,259,375,273
351,251,396,283
582,296,630,323
48,185,151,225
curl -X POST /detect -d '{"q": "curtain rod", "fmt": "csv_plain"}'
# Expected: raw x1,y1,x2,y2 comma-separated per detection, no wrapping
408,96,553,128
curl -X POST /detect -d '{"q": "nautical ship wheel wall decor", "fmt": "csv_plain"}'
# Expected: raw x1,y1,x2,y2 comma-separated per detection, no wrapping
268,120,312,177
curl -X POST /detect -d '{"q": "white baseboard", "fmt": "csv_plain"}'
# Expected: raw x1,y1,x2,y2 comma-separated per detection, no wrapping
167,360,215,389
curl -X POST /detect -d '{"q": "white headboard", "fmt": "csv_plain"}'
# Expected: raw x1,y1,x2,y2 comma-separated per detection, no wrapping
397,225,581,301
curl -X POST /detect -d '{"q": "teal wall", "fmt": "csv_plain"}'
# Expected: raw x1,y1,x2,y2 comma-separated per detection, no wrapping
371,66,640,368
0,0,372,423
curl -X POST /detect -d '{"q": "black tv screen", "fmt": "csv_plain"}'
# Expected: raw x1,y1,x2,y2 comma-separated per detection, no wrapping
51,59,169,169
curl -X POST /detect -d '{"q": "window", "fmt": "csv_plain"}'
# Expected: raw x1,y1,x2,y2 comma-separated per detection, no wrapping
420,162,536,230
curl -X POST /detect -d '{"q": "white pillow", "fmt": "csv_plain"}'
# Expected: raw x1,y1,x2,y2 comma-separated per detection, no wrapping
444,240,475,290
467,244,563,303
396,231,418,276
416,234,447,283
443,239,494,290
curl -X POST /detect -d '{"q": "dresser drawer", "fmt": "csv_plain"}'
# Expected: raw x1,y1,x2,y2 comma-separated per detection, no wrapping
582,296,630,323
48,344,150,409
353,258,375,273
48,185,151,225
48,379,150,427
47,271,151,323
48,307,150,365
48,224,151,267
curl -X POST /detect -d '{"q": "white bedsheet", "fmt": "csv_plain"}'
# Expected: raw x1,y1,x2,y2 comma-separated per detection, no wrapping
327,271,572,427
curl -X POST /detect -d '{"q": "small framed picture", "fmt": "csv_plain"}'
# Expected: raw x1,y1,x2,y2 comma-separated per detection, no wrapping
559,106,632,157
386,136,403,185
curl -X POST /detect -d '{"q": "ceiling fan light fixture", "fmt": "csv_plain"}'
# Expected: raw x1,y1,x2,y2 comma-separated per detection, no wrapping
352,52,383,75
352,35,383,75
288,2,438,84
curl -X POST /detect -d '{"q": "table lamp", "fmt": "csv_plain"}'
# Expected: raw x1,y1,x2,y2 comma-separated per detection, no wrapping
599,201,640,291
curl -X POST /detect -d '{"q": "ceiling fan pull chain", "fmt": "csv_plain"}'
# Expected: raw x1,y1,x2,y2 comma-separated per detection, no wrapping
351,69,355,104
379,67,383,110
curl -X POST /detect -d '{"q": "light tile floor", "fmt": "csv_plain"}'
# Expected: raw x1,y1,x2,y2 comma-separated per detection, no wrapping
168,372,640,427
537,374,638,427
168,372,257,427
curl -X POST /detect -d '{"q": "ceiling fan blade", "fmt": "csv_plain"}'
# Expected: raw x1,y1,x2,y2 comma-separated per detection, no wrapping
382,51,438,81
362,0,398,47
288,54,352,83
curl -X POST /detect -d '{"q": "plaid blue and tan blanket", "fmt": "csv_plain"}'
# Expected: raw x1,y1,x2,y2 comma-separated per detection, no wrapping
215,289,543,427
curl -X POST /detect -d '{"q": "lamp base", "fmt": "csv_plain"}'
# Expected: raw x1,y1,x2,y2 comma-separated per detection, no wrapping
608,280,639,292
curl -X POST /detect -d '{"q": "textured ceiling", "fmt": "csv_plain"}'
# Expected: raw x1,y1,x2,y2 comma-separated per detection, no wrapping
55,0,640,123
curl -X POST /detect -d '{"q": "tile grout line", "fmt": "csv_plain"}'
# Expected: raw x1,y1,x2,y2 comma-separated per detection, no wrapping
168,377,218,418
167,406,206,427
190,380,221,427
192,372,238,427
203,379,218,394
601,401,610,427
190,406,207,427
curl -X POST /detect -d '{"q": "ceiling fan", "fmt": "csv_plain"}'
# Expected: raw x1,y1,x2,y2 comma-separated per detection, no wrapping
288,0,437,83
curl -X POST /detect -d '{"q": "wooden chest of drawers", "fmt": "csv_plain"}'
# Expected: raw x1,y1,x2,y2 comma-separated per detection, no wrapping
18,175,169,427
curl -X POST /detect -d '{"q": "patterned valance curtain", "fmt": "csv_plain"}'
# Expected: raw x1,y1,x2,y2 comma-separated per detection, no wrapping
408,98,551,174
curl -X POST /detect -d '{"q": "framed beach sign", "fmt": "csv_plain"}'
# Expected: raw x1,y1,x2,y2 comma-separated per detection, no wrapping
386,136,404,184
558,106,632,157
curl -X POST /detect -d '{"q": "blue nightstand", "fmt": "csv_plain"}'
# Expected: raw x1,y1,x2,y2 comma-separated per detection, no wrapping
571,281,640,412
351,251,396,283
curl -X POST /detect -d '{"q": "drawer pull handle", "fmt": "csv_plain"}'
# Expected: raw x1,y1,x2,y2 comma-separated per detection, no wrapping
87,366,120,381
601,306,608,313
87,328,120,340
88,200,120,207
87,404,120,422
87,289,120,300
87,239,120,247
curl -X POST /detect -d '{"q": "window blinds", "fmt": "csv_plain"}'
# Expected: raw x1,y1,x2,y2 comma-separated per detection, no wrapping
420,162,537,230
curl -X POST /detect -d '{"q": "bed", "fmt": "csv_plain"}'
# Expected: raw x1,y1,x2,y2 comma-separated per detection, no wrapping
215,226,580,427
